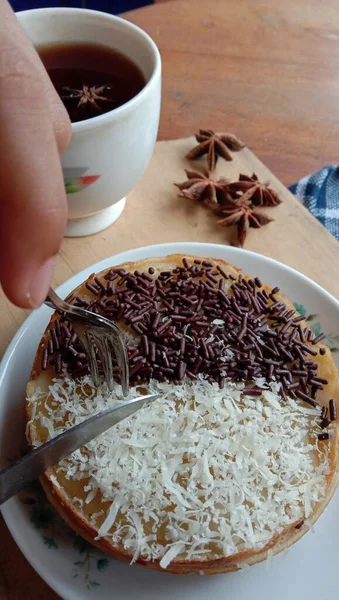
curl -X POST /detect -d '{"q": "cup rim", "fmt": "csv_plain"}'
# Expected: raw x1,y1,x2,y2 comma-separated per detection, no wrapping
16,7,161,132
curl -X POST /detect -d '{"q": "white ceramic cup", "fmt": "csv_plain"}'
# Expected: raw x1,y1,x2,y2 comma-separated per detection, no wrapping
17,8,161,237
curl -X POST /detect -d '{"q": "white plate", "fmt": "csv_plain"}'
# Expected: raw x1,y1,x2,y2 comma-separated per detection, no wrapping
1,242,339,600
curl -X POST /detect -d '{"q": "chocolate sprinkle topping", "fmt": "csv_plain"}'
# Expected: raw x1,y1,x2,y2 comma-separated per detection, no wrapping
42,257,335,427
329,398,337,421
42,348,48,370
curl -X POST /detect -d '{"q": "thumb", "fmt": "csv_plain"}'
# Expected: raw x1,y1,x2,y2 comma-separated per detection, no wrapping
0,0,70,309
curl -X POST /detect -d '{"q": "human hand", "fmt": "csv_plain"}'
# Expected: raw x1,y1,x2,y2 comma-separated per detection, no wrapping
0,0,71,308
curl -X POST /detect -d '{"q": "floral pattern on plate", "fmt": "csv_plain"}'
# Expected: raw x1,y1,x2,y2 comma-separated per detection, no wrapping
20,482,109,590
293,303,339,353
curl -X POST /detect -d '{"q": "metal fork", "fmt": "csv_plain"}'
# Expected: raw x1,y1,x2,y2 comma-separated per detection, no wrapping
45,288,129,396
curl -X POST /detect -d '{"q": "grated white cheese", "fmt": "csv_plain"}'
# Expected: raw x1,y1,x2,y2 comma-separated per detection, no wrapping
159,542,185,569
27,374,330,568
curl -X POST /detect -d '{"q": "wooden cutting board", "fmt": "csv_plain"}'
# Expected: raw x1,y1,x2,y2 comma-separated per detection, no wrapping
0,135,339,598
0,136,338,360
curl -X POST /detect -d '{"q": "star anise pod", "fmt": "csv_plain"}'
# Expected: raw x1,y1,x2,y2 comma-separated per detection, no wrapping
186,129,245,171
218,199,273,247
175,169,231,205
61,84,115,114
224,173,281,207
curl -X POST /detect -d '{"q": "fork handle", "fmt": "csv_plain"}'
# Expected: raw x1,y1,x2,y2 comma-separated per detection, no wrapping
45,287,64,311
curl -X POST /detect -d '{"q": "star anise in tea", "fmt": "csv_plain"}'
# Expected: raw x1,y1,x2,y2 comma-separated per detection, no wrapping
175,169,231,205
186,129,245,171
218,199,273,247
225,173,281,207
61,84,115,115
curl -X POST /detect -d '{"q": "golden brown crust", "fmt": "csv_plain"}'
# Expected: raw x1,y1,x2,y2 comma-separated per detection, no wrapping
26,254,339,575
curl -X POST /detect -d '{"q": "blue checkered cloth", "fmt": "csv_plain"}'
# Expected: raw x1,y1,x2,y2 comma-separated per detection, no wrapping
289,166,339,241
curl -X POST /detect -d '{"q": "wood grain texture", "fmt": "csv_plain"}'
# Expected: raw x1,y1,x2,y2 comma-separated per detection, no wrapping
0,134,338,598
125,0,339,185
0,523,54,600
1,0,339,595
0,136,338,360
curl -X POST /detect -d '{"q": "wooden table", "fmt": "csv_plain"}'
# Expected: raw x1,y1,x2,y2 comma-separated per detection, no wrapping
1,0,339,597
130,0,339,187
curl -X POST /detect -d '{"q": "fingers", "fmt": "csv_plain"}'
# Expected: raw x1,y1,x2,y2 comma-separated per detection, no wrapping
43,83,72,155
1,1,72,154
0,1,69,308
